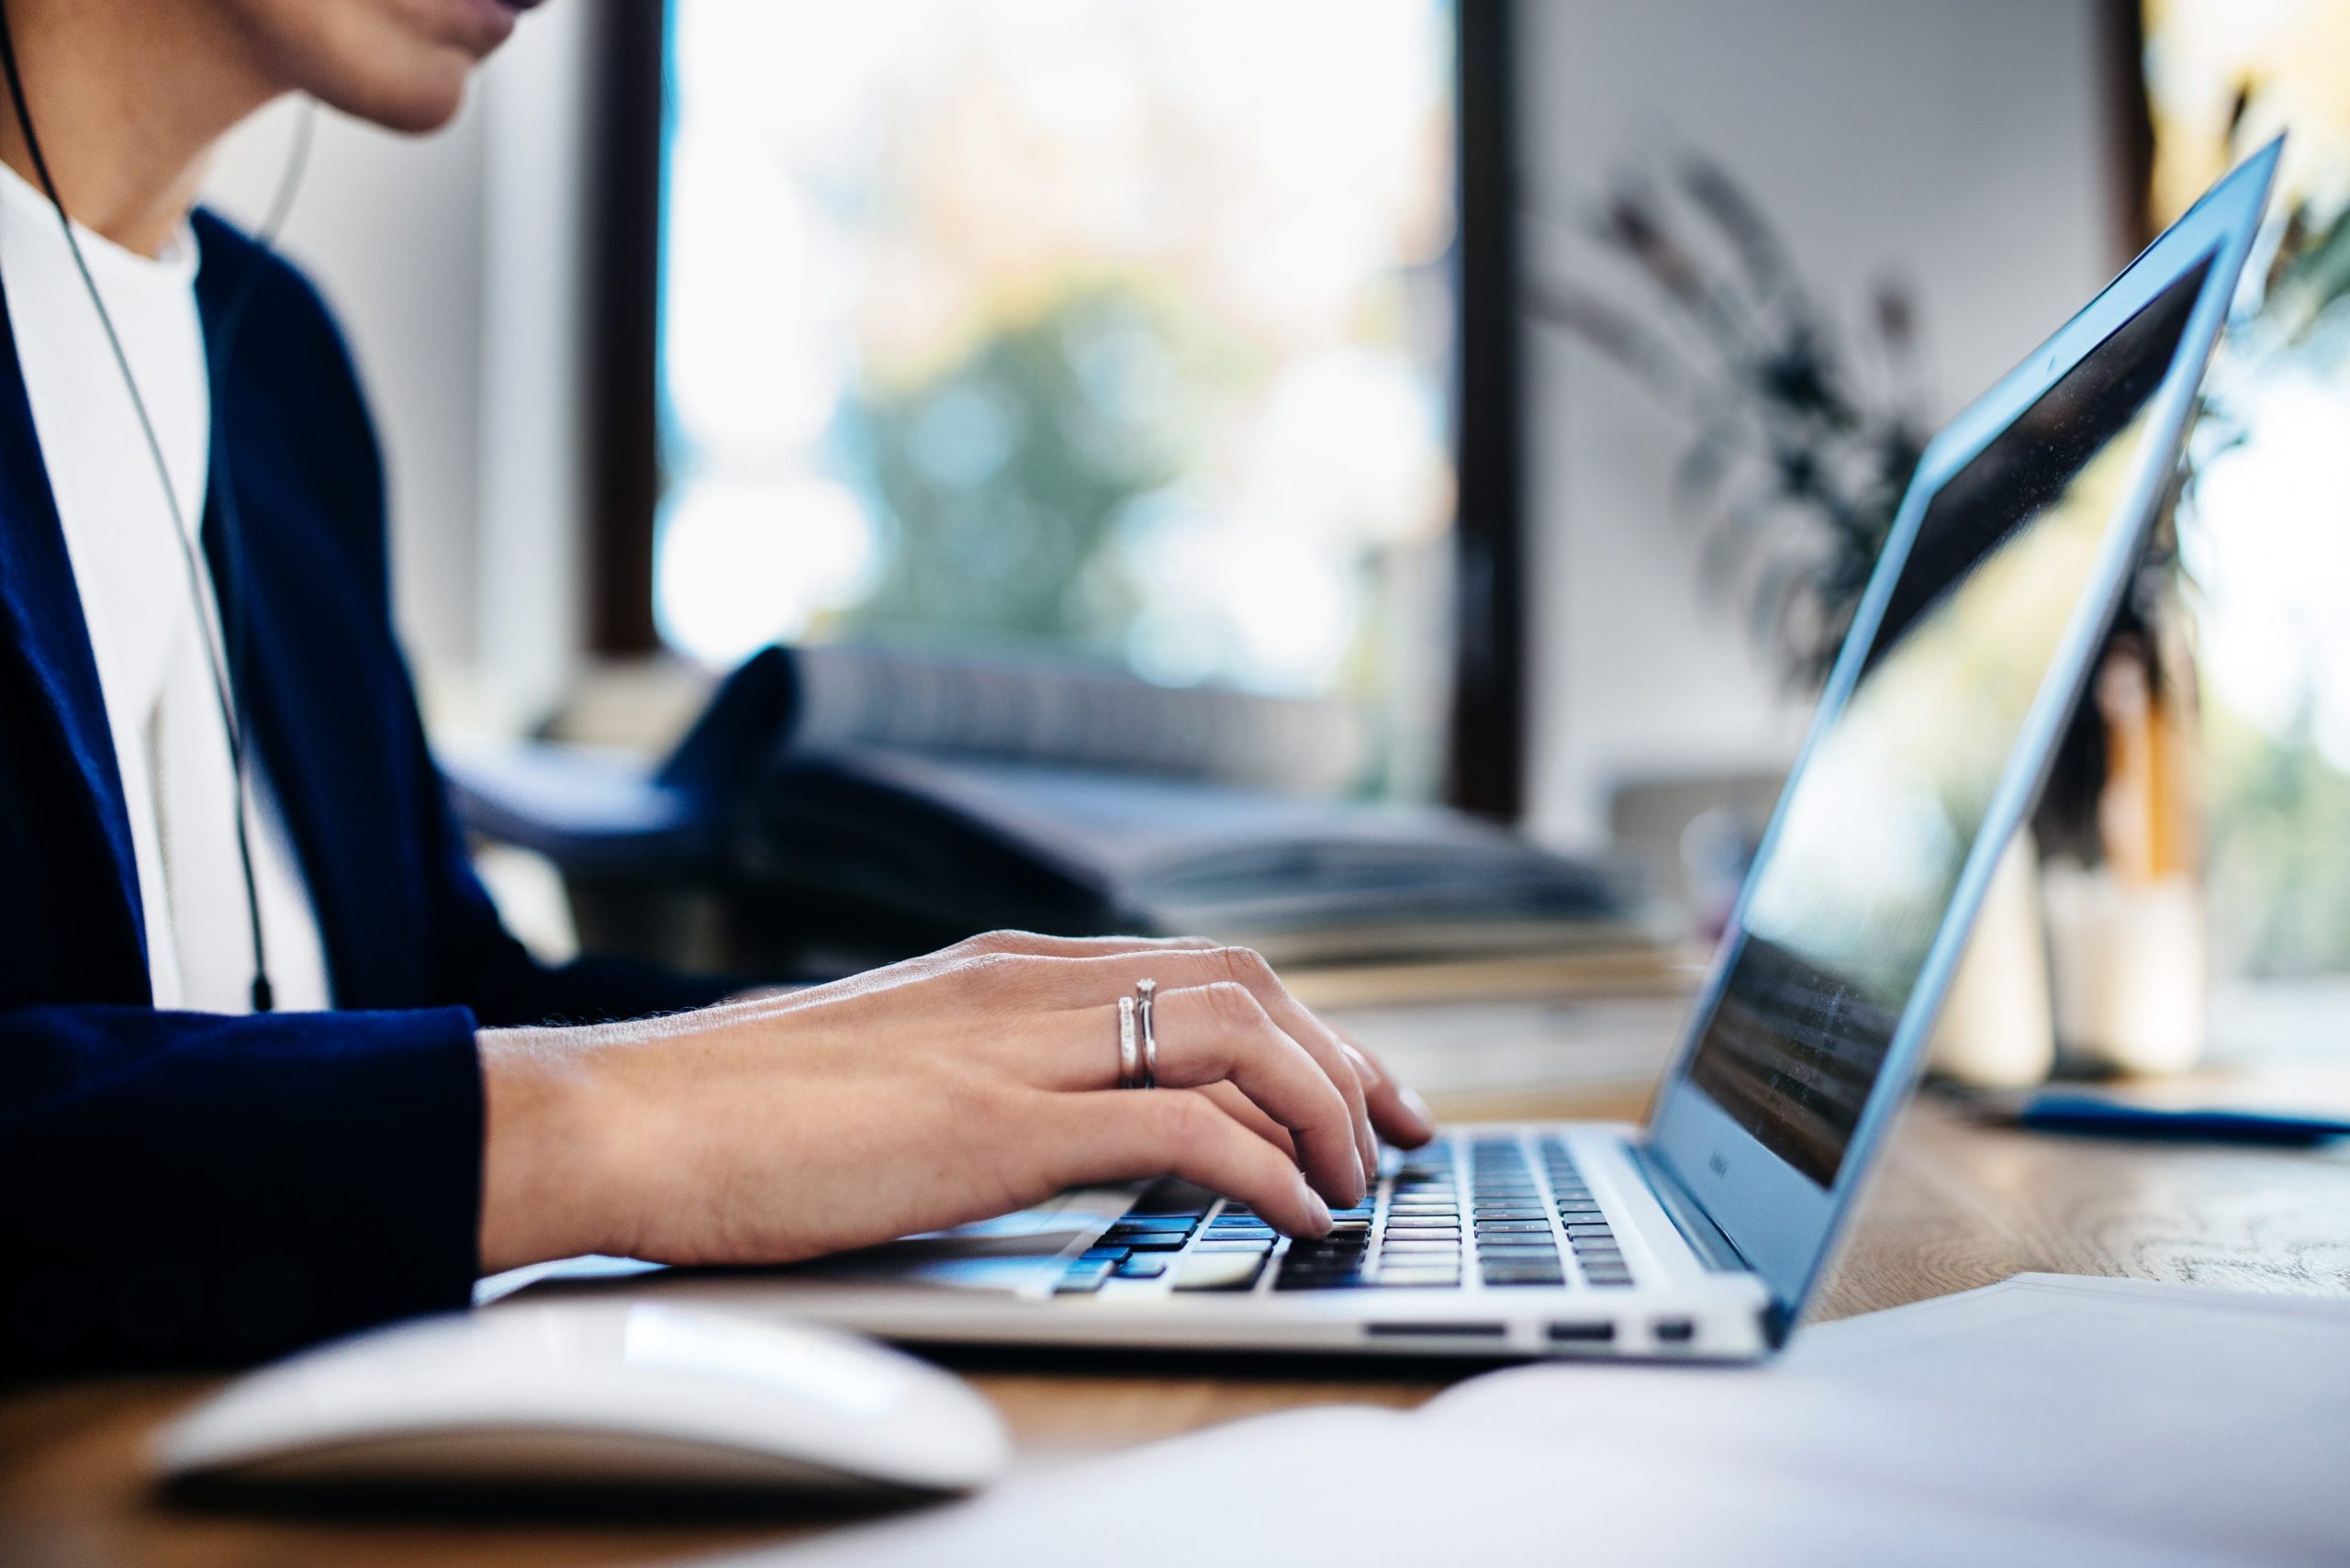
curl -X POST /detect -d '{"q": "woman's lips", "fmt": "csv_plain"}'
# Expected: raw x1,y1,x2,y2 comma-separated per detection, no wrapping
451,0,523,49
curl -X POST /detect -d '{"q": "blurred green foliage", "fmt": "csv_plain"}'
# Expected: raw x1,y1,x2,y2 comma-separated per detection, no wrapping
834,289,1182,658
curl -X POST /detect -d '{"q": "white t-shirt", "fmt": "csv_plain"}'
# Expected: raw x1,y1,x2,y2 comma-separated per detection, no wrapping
0,164,331,1013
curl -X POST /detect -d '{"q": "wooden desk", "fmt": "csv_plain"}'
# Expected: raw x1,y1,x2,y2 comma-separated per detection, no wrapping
8,1069,2350,1568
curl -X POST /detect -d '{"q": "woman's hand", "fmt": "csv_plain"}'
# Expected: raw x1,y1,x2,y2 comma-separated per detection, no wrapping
476,932,1437,1275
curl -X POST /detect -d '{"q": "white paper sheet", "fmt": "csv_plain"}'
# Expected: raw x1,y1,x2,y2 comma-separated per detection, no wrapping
727,1274,2350,1568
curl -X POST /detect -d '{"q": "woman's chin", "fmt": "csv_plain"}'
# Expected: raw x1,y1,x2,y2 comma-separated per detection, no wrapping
318,60,473,136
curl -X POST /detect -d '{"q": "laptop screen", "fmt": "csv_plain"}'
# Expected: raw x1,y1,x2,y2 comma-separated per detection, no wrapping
1677,254,2212,1188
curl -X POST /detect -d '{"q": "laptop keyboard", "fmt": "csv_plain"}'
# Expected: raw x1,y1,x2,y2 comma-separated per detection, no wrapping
1054,1134,1637,1295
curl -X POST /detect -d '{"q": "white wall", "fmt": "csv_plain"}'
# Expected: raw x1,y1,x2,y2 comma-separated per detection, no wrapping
199,3,599,734
1518,0,2119,844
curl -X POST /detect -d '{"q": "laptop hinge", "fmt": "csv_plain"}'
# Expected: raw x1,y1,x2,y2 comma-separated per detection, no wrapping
1628,1141,1750,1276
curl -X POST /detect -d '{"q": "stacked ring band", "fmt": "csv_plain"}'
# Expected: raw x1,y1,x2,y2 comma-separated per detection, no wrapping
1134,979,1158,1090
1115,995,1141,1088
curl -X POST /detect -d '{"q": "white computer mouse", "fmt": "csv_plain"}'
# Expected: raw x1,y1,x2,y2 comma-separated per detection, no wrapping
151,1300,1009,1496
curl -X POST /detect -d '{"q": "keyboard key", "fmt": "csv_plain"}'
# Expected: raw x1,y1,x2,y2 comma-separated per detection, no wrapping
1475,1221,1553,1234
1113,1232,1194,1251
1056,1260,1115,1294
1195,1239,1274,1254
1080,1246,1129,1263
1130,1182,1215,1215
1110,1215,1198,1233
1172,1250,1268,1292
1369,1271,1460,1288
1114,1257,1169,1279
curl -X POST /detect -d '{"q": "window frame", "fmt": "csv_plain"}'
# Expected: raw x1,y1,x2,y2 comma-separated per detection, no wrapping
580,0,1530,818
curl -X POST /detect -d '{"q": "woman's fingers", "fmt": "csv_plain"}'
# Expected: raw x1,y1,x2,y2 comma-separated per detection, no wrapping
998,947,1381,1185
945,930,1219,961
1043,1090,1334,1238
1196,1080,1298,1159
1042,980,1364,1204
1338,1037,1437,1149
704,932,1222,1025
1209,950,1382,1185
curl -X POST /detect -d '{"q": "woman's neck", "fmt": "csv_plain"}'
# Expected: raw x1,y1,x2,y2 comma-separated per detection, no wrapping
0,0,281,258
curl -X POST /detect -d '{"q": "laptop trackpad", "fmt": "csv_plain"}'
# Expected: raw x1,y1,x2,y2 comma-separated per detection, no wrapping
789,1186,1140,1292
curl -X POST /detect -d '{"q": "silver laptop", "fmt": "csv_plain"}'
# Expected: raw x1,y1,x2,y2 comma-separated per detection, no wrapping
508,143,2277,1362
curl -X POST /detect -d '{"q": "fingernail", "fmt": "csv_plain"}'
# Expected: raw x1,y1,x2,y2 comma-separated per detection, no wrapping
1301,1183,1333,1236
1400,1086,1437,1138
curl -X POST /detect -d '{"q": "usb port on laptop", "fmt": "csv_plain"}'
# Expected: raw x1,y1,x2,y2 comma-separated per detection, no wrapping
1546,1322,1616,1343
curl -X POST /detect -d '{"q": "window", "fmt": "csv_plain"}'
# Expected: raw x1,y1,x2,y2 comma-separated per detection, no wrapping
652,1,1461,793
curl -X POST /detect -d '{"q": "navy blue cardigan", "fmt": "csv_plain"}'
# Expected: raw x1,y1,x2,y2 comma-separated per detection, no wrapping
0,211,729,1375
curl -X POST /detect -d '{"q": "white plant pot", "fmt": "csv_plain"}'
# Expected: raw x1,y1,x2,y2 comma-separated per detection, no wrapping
1928,830,2056,1088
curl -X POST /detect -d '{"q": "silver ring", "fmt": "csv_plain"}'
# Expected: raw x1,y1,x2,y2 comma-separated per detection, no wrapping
1135,979,1158,1090
1116,995,1142,1089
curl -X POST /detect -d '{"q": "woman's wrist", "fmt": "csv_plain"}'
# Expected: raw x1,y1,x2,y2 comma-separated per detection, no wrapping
476,1025,628,1275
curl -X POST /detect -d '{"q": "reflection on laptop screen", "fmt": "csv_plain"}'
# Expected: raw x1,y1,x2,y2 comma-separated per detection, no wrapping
1683,255,2213,1188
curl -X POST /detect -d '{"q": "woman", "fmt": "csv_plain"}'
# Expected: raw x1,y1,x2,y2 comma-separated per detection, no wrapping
0,0,1432,1372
